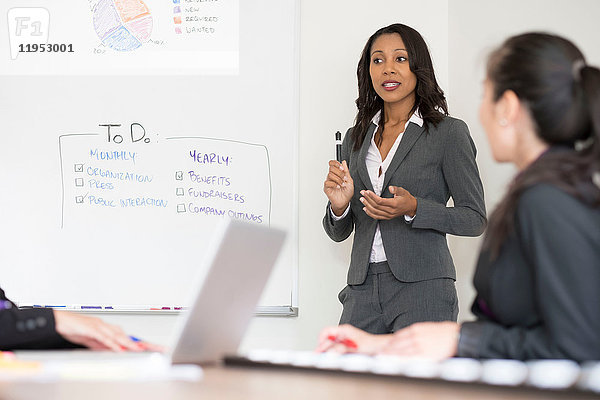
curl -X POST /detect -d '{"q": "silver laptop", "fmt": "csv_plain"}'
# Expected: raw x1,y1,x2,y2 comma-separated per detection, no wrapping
169,219,286,364
16,220,286,366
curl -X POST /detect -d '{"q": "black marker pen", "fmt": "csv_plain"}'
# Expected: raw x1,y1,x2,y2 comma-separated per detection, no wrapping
335,131,342,162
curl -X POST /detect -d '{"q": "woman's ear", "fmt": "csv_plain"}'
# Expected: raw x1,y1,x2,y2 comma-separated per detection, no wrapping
496,89,520,126
490,89,521,162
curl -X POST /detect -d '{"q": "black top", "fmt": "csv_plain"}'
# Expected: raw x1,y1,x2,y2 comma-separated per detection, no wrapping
458,183,600,361
0,288,79,350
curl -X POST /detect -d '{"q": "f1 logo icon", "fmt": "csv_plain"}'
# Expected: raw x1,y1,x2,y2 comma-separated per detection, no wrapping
7,8,50,60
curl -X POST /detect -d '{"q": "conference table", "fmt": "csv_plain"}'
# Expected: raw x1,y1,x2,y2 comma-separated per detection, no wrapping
1,364,599,400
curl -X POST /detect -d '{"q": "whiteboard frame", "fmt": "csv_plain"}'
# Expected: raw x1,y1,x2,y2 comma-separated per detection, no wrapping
18,306,299,317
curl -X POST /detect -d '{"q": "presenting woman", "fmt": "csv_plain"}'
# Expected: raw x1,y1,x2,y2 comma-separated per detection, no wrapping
318,32,600,361
323,23,486,334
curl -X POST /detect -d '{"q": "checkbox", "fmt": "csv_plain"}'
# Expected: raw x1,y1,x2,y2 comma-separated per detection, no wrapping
75,196,84,204
176,188,184,196
175,171,183,181
74,164,84,173
177,204,186,213
75,178,84,187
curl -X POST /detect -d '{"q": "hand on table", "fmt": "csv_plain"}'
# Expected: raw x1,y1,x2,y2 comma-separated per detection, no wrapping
53,310,164,352
316,324,392,354
381,322,460,360
359,186,417,220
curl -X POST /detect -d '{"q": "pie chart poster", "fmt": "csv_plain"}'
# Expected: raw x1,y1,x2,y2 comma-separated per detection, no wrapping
0,0,239,75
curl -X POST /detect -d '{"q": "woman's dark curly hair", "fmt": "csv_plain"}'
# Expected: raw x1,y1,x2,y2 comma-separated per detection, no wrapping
351,23,448,151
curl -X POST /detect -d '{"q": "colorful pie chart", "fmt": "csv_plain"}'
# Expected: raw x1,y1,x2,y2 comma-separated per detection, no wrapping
93,0,153,51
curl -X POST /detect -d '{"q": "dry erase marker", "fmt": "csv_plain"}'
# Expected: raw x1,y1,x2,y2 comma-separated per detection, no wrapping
129,335,149,350
335,131,342,162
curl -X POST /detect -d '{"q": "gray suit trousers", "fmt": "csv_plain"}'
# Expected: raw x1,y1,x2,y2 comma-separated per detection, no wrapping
338,262,458,334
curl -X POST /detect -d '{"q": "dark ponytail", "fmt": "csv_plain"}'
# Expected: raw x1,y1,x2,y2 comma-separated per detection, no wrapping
580,64,600,163
485,33,600,258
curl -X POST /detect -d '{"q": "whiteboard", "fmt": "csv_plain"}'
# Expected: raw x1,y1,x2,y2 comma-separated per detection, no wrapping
0,0,298,314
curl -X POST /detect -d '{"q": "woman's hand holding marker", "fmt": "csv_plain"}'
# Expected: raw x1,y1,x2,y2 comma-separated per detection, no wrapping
324,160,354,216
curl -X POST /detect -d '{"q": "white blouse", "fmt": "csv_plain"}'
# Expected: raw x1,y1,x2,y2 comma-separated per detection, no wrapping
331,109,423,263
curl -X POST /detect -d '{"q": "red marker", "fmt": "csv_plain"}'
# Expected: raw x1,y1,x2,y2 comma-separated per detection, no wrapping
327,335,358,349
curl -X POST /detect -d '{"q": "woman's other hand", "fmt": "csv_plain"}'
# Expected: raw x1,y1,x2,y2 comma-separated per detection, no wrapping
359,186,417,220
381,322,459,360
324,160,354,216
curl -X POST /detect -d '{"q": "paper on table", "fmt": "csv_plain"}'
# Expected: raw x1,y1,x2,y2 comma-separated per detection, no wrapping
3,352,202,383
0,351,42,380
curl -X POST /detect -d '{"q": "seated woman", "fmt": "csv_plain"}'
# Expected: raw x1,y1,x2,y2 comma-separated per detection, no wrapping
317,32,600,362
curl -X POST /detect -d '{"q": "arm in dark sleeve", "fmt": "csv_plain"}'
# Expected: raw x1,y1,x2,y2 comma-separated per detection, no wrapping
322,202,354,242
0,288,81,350
322,128,355,242
458,185,600,361
412,119,487,236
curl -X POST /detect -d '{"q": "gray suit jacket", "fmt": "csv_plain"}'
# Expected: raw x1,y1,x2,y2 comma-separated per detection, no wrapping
323,116,486,285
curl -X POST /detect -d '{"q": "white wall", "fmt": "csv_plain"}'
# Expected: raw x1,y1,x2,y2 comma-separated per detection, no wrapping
94,0,600,351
